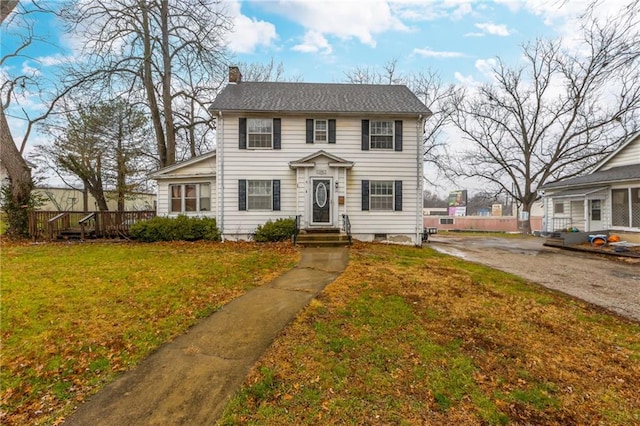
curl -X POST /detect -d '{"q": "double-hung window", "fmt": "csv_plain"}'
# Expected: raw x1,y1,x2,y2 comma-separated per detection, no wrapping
370,181,394,210
306,118,336,144
370,120,394,149
248,180,272,210
361,180,402,211
238,179,281,211
170,183,210,213
361,119,402,151
247,118,273,148
315,119,327,143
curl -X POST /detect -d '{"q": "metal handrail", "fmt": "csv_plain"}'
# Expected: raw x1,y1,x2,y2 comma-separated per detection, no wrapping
293,215,301,244
342,214,352,246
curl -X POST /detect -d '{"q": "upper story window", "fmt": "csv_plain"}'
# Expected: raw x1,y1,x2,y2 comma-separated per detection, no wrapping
306,118,336,144
247,118,272,148
370,120,394,150
315,120,327,143
170,183,210,213
361,119,402,151
239,118,281,150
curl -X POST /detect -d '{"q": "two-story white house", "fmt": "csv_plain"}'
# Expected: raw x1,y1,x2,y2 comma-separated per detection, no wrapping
151,67,432,245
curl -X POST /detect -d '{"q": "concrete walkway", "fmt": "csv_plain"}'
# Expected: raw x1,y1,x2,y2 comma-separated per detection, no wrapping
64,247,349,425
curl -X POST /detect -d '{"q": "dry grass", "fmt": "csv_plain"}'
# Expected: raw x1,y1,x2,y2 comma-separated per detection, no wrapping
0,240,299,425
220,242,640,425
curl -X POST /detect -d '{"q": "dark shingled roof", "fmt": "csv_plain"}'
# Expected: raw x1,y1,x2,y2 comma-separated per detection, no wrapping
209,82,432,115
542,164,640,189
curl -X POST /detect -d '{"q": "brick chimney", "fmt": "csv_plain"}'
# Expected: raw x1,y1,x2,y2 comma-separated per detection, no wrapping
229,66,242,84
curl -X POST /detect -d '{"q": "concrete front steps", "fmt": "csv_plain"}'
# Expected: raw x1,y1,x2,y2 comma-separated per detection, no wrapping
295,228,351,247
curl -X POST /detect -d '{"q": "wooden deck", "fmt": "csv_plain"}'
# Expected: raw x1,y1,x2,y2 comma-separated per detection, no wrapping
29,211,156,241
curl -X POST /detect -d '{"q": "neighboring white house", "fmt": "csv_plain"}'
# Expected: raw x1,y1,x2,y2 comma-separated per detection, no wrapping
540,132,640,242
151,66,432,245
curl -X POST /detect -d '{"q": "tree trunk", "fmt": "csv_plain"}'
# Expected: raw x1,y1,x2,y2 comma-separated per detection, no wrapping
161,0,176,165
0,104,34,237
140,0,167,167
116,130,125,211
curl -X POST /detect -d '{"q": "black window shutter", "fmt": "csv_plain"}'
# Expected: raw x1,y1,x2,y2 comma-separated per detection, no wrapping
306,119,314,144
239,118,247,149
394,180,402,211
328,119,336,144
394,120,403,152
362,180,370,211
273,118,281,149
361,120,369,151
238,179,247,211
272,180,280,211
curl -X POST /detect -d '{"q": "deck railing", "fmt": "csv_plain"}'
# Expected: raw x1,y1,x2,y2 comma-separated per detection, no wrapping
29,210,156,241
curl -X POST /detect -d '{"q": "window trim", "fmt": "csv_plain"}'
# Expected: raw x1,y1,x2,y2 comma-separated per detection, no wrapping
247,118,273,149
247,179,273,211
314,119,327,143
369,120,394,150
169,183,211,213
369,180,394,211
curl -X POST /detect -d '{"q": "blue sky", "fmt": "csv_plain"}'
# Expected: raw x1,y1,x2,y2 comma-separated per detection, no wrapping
1,0,631,190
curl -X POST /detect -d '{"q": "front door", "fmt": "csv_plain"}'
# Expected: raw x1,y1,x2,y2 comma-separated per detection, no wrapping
311,178,331,225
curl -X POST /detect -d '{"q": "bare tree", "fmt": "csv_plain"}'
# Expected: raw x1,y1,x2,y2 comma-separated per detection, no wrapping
447,2,640,233
59,0,232,168
1,1,37,236
343,60,459,188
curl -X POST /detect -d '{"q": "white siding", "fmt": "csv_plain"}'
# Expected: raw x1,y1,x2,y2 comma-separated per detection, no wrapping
163,155,216,176
218,113,423,243
601,137,640,169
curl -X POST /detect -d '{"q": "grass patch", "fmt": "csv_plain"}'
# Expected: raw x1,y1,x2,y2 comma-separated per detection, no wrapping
220,242,640,425
0,240,298,425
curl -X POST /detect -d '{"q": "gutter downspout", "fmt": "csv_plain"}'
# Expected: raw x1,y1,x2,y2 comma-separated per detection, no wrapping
417,114,424,245
218,111,224,241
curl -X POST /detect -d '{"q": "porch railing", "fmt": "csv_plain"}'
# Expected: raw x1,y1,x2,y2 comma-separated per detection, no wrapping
293,215,301,244
342,214,352,246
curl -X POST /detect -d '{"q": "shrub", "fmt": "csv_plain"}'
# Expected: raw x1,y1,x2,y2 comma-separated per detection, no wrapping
129,216,220,242
254,218,296,242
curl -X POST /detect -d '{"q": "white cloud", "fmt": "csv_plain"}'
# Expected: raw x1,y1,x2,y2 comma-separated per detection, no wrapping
225,0,278,54
36,54,76,67
474,22,511,36
390,0,475,22
293,31,332,55
413,47,466,58
21,61,41,77
475,58,498,77
271,0,408,49
453,71,477,86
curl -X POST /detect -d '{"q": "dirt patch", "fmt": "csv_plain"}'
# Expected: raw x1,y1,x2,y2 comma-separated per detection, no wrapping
428,235,640,322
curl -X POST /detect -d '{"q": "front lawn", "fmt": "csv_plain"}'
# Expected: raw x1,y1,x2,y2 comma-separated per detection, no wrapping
220,243,640,425
0,241,299,425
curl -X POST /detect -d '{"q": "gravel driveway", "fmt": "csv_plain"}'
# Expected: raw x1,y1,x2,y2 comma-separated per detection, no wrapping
428,235,640,322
